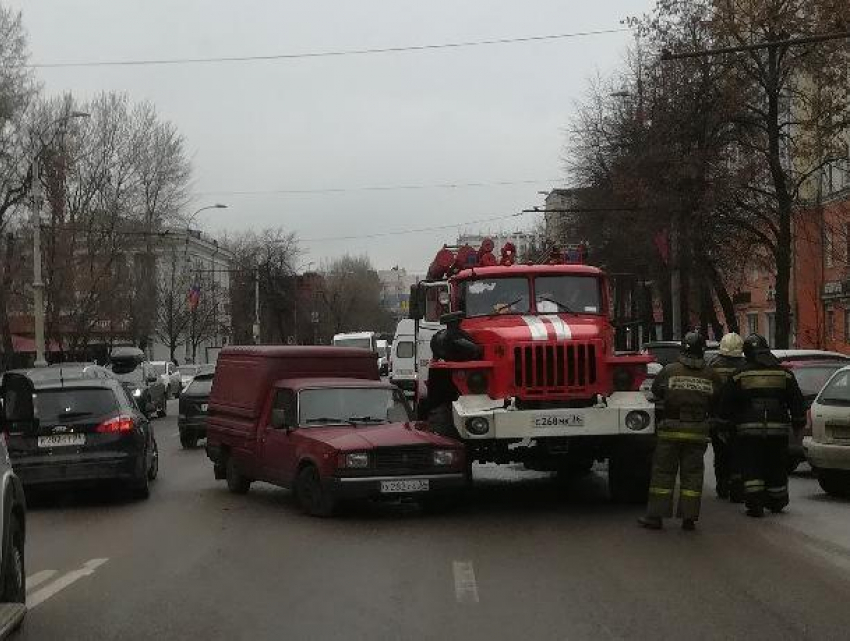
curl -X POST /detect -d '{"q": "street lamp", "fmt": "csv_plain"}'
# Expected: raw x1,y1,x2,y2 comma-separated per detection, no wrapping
292,261,315,344
187,203,227,229
31,110,91,367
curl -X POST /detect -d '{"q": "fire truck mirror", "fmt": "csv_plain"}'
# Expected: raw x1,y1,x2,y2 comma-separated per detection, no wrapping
408,284,423,320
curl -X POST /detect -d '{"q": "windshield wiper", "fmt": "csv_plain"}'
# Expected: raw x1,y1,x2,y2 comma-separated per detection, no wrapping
347,416,387,424
492,297,524,314
537,296,574,313
305,417,355,426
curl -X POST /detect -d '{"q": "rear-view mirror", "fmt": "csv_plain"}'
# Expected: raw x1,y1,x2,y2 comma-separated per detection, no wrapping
271,408,288,429
408,284,423,321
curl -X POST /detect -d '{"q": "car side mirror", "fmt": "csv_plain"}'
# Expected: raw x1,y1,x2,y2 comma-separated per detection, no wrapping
271,408,288,429
408,284,423,320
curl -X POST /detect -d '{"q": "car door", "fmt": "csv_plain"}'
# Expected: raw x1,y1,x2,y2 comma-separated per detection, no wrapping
260,389,299,485
811,370,850,444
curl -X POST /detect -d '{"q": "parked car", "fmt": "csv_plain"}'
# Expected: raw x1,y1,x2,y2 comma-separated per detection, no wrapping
151,361,181,398
108,348,167,419
177,365,201,391
782,360,848,471
805,365,850,496
178,370,214,449
1,364,158,499
774,349,850,363
0,371,29,621
641,340,719,366
205,346,467,516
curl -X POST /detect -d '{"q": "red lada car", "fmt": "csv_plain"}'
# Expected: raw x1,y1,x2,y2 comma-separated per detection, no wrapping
205,346,467,516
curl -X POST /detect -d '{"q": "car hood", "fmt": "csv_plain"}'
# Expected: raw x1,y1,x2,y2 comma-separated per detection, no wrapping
299,423,458,451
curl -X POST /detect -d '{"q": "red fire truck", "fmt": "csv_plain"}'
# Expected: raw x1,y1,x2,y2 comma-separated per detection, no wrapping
410,240,656,502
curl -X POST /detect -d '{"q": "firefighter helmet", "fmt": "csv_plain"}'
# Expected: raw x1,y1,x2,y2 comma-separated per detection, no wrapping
681,332,706,359
743,333,770,361
718,332,744,358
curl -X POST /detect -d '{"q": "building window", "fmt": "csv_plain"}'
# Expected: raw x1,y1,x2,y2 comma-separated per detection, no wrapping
766,313,776,347
825,226,834,268
747,313,759,336
827,306,835,342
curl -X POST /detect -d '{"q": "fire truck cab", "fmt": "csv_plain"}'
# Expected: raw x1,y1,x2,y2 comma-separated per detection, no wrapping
411,241,656,502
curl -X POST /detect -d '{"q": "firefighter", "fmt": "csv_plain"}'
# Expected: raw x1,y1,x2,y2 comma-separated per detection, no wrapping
706,332,745,502
719,334,806,517
639,332,722,531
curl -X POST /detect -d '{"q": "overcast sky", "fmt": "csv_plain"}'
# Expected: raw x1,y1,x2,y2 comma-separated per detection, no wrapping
10,0,653,272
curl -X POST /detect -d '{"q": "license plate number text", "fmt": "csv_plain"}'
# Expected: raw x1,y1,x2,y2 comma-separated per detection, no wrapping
379,479,429,493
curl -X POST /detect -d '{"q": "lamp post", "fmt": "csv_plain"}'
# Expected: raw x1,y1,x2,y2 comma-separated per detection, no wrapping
31,110,90,367
293,261,315,344
186,203,227,229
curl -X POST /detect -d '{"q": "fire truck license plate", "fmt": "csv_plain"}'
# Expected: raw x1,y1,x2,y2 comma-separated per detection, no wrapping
533,413,584,428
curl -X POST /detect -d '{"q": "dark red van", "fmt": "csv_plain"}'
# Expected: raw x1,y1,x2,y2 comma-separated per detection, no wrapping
205,346,466,516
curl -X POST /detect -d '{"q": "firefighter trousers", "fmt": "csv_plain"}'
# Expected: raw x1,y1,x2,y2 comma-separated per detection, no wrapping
646,439,708,521
711,428,742,501
738,434,789,512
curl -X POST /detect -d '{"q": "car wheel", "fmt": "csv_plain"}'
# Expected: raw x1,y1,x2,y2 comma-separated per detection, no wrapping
1,516,25,603
180,431,198,449
295,465,336,517
225,456,251,494
817,470,850,497
147,438,159,481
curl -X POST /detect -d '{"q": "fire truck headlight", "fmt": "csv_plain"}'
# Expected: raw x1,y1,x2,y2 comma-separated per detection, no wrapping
613,367,634,391
625,410,651,431
467,371,488,394
466,417,490,436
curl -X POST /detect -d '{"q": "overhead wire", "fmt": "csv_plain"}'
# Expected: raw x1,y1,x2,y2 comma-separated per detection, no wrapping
28,28,631,69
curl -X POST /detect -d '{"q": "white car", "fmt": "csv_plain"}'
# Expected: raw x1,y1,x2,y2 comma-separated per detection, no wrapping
805,365,850,497
177,365,201,391
150,361,181,399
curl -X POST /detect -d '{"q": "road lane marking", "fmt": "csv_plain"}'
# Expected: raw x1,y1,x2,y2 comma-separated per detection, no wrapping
27,558,109,609
25,570,57,592
453,560,479,603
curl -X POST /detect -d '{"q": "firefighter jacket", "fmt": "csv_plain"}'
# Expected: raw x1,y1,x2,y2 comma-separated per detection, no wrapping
707,353,746,386
651,355,723,443
718,355,807,437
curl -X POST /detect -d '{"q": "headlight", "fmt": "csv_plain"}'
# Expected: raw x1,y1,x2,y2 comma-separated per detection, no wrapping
613,367,634,391
132,388,143,398
465,417,490,436
433,449,458,466
625,410,650,431
344,452,370,468
467,371,488,395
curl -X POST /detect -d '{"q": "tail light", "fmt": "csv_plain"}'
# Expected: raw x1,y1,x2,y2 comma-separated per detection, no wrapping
96,415,135,433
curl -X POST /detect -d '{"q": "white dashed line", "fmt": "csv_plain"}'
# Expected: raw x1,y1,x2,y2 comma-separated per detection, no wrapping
453,560,479,603
27,558,109,609
26,570,57,592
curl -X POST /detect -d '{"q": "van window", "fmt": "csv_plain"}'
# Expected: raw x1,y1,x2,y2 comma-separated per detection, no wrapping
396,341,414,358
272,389,297,427
334,337,374,350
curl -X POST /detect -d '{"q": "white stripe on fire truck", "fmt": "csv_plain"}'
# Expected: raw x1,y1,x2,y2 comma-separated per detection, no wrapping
542,315,572,340
521,315,549,341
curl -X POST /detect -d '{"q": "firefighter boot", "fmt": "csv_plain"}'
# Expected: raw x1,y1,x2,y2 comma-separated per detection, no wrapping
638,516,663,530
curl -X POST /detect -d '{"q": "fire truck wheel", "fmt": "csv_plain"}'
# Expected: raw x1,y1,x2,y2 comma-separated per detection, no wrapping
608,451,651,504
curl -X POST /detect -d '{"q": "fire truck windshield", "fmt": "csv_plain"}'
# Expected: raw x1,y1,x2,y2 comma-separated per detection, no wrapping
460,277,530,317
534,275,602,315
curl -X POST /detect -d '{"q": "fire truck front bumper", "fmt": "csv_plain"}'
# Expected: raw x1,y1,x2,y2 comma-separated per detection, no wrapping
451,392,655,440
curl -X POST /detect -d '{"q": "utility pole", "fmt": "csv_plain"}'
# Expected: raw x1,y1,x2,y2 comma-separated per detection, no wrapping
670,214,681,339
31,159,47,367
253,267,260,344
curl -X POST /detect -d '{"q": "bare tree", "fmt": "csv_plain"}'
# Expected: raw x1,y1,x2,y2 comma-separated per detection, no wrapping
317,255,395,340
153,247,192,361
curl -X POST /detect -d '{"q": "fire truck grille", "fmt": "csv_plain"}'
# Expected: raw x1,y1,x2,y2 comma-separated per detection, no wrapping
513,343,598,392
374,447,433,470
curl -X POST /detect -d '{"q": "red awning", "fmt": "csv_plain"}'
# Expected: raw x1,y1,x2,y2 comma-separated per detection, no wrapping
10,335,62,353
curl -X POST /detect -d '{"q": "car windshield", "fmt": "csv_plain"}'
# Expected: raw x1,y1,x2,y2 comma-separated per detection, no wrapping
534,275,602,314
644,345,681,366
178,366,199,376
793,365,843,398
460,277,530,317
818,371,850,405
35,388,118,426
298,387,411,426
185,376,213,395
109,367,144,385
334,338,373,350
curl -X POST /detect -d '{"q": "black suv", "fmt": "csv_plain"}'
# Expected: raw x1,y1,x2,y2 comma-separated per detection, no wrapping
178,367,214,449
108,347,167,419
3,364,159,499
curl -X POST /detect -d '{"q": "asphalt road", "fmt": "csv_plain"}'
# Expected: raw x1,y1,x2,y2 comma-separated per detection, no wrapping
13,400,850,641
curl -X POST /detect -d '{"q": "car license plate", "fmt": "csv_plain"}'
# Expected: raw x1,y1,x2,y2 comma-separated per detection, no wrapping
200,403,208,413
37,434,85,448
379,479,429,493
533,413,584,428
